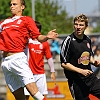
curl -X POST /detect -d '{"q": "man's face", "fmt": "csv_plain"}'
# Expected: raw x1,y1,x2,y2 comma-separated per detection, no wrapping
10,0,25,16
74,20,87,36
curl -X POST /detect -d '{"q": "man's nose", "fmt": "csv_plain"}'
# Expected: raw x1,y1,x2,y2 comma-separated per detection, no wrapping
77,25,80,28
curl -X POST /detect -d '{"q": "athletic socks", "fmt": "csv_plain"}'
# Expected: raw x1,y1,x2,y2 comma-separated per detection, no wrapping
33,91,47,100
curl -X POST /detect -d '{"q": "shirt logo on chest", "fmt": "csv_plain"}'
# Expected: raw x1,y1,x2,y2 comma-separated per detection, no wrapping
31,44,43,54
17,20,22,24
72,38,76,41
78,51,90,65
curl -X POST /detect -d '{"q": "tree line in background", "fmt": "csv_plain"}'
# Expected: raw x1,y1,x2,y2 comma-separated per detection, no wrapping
92,20,100,33
0,0,100,34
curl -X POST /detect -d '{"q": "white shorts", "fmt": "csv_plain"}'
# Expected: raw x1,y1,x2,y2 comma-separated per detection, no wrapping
1,52,35,92
24,74,48,95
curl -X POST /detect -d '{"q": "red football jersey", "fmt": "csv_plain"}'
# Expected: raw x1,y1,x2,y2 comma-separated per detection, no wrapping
28,38,52,74
0,16,40,52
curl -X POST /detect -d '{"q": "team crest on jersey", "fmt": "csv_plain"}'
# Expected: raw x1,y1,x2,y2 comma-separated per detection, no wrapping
78,51,90,65
39,44,43,49
17,20,22,24
87,43,90,48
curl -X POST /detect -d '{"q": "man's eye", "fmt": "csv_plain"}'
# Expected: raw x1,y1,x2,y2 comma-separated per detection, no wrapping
10,3,17,6
80,24,84,26
74,24,78,26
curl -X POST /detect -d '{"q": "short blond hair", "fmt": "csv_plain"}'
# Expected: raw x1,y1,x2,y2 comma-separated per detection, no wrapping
74,14,88,26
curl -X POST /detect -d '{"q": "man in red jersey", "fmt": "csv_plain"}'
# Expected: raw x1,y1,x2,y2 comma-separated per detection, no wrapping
24,21,56,100
0,0,58,100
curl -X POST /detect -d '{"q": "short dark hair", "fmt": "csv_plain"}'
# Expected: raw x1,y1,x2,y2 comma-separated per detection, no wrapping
35,21,42,32
74,14,88,27
20,0,26,6
9,0,26,9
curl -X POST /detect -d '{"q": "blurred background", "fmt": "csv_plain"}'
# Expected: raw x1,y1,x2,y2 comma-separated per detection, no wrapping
0,0,100,100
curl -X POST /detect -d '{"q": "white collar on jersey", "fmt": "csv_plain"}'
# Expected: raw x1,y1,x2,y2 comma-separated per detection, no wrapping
1,16,22,26
28,38,41,44
11,16,21,20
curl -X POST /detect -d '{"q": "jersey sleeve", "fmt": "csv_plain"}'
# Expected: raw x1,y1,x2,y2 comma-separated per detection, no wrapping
60,36,71,64
90,39,94,56
43,41,52,59
86,35,94,56
25,16,41,39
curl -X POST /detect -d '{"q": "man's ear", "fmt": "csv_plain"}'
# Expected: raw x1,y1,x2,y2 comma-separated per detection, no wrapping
85,25,88,29
21,5,25,10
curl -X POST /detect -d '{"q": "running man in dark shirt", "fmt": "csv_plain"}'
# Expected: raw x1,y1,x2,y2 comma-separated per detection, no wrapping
60,14,100,100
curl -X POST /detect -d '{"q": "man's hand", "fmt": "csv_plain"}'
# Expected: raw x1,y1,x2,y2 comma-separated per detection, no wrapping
47,29,58,39
37,29,58,42
80,69,93,76
94,60,100,67
51,72,56,85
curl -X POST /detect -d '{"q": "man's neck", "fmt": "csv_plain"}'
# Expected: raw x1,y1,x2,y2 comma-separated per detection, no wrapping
74,32,84,39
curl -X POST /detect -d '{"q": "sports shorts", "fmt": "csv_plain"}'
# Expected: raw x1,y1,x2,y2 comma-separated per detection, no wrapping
24,74,48,95
72,74,100,100
1,52,35,92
